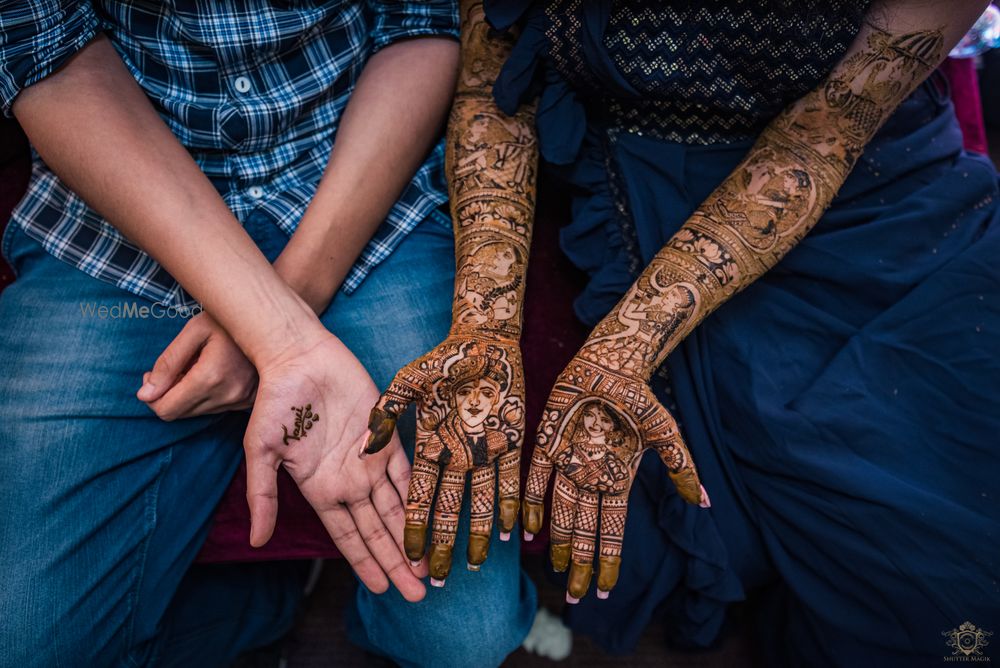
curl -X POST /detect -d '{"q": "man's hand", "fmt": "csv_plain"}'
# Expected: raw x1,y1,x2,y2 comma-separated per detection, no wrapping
363,334,524,586
523,355,708,604
137,313,257,419
244,334,427,602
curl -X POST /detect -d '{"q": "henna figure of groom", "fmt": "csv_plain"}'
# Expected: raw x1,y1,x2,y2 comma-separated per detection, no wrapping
424,354,511,471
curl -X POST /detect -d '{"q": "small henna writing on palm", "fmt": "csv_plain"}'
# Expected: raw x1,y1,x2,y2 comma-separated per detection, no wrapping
281,404,319,445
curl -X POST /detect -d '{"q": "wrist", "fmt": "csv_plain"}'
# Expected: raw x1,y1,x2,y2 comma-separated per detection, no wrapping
448,319,522,343
576,334,658,382
449,285,525,342
239,291,332,373
276,259,339,315
274,201,378,314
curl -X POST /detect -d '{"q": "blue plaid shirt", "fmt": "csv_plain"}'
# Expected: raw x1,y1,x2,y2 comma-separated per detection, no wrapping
0,1,457,307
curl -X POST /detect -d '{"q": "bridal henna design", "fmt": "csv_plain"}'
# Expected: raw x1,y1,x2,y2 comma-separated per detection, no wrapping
281,404,319,445
525,20,946,601
363,0,538,585
448,2,536,343
368,341,525,582
525,360,702,602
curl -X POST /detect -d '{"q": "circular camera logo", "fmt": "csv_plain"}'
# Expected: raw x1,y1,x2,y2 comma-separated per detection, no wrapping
943,621,993,659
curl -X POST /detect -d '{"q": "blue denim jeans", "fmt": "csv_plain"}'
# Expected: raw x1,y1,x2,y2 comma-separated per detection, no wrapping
0,211,536,667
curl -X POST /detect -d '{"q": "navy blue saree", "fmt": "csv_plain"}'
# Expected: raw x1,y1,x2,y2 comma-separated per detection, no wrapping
486,1,1000,665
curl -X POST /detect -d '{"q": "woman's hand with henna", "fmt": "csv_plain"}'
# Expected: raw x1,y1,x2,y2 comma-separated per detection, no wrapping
523,355,709,603
363,334,525,586
363,0,539,587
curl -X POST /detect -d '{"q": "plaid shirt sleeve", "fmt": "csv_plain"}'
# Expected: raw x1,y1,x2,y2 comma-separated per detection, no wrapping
367,0,459,53
0,0,101,117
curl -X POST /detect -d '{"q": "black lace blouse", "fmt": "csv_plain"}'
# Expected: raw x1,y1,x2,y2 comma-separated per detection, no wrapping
539,0,872,143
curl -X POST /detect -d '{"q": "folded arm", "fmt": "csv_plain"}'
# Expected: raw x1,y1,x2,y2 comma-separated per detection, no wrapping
11,28,437,601
139,34,459,419
12,35,321,367
275,35,459,312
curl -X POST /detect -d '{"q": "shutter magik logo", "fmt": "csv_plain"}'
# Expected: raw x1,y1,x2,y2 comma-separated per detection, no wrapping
943,621,993,662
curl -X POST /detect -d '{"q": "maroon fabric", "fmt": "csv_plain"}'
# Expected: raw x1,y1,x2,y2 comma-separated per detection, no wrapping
0,121,30,290
943,57,989,155
198,462,342,562
511,181,588,552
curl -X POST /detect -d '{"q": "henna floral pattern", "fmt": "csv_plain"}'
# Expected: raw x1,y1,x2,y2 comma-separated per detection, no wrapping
524,16,946,602
364,0,538,585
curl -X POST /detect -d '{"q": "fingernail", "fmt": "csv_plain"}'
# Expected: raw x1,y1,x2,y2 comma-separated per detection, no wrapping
523,531,534,542
499,531,511,542
597,589,610,600
137,381,155,398
409,560,421,568
430,578,445,588
466,562,480,572
565,593,579,605
699,484,712,509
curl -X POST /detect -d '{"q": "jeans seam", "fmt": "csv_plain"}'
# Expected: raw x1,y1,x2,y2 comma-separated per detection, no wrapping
123,445,174,667
1,219,20,276
427,205,453,230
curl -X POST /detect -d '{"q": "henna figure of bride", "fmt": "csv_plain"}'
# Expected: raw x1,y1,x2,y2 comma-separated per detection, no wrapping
455,241,524,328
554,401,635,494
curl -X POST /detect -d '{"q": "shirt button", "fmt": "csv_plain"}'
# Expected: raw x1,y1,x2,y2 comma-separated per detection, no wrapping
248,186,264,199
234,76,252,93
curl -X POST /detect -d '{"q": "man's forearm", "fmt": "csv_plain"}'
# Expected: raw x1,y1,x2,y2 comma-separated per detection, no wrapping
274,37,460,313
446,0,538,341
579,0,986,381
13,36,323,367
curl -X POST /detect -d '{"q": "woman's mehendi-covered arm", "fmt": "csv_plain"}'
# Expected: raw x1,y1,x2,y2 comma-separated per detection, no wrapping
364,0,539,584
579,1,985,382
446,0,538,341
525,0,989,603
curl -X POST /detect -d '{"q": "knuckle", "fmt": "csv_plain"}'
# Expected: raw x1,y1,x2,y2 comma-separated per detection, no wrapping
199,366,224,388
349,551,376,572
224,381,252,405
371,476,395,497
152,404,177,422
152,352,175,376
349,495,374,511
386,560,411,578
385,501,405,522
390,469,412,491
